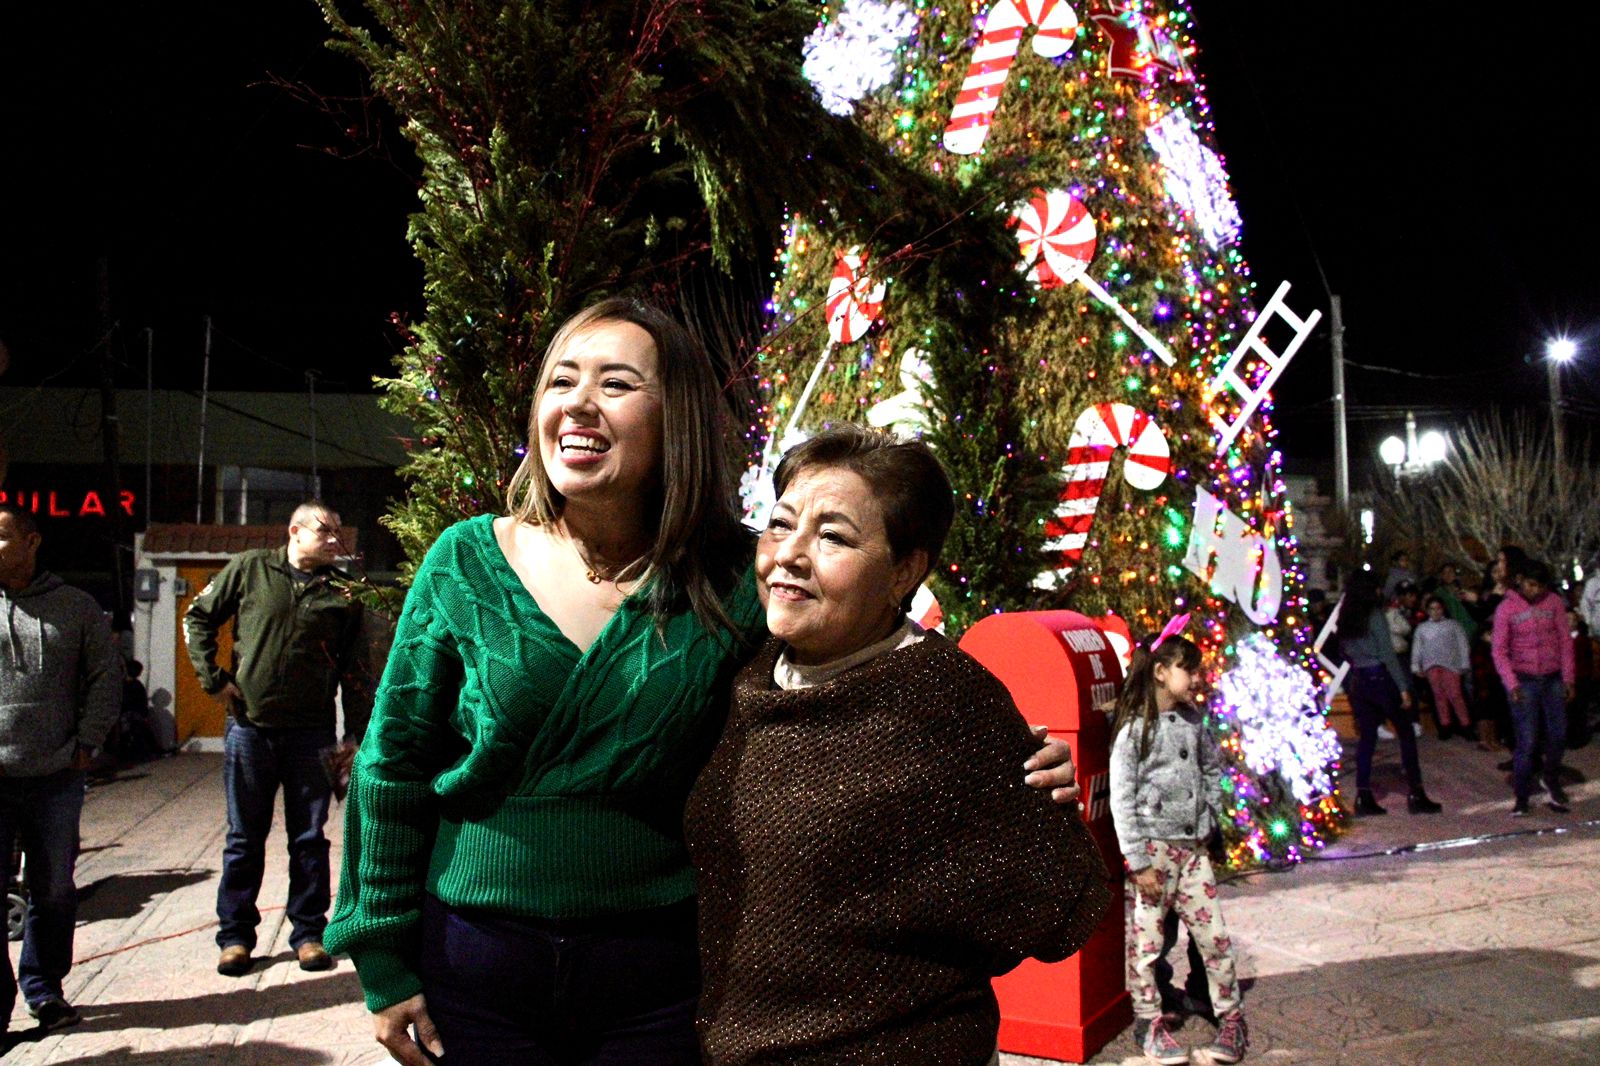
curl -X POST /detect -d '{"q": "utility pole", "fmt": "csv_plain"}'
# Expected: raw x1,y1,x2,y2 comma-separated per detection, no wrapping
1330,295,1350,516
196,316,212,524
1548,355,1566,466
307,370,320,500
145,328,154,523
96,256,130,628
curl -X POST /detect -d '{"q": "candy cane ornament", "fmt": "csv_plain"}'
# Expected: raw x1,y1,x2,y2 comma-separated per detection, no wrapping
766,247,886,469
1042,401,1171,579
944,0,1081,155
1012,188,1176,365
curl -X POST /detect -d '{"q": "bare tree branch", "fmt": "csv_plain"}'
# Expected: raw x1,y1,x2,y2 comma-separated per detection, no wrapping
1375,411,1600,580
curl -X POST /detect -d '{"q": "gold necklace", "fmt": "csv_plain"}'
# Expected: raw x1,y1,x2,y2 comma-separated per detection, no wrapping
572,537,639,584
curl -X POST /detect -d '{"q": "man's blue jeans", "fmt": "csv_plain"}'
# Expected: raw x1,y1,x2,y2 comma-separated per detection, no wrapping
0,768,85,1013
217,718,334,951
1512,673,1568,803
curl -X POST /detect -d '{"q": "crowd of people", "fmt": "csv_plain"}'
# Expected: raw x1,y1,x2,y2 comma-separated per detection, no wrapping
1317,546,1594,819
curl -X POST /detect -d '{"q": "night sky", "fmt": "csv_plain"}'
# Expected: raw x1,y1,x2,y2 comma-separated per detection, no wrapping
4,2,1598,474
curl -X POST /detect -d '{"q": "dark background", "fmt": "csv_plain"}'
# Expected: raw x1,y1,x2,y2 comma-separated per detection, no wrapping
4,2,1598,478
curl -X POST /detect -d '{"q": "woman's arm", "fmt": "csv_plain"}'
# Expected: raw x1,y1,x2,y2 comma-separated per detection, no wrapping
325,540,465,1014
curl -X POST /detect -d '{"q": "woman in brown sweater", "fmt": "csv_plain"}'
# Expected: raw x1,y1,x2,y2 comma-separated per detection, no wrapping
686,426,1110,1066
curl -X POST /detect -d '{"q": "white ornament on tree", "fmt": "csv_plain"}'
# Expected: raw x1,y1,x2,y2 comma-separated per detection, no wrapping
1183,488,1283,625
865,348,938,437
802,0,920,116
1144,109,1242,250
1209,280,1321,453
1215,633,1342,805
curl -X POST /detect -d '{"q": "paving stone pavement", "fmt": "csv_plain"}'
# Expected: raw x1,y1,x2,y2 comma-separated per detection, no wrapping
5,729,1598,1064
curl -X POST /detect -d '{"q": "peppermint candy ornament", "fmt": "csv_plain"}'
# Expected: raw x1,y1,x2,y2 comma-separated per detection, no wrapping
825,248,886,344
1010,188,1176,365
1014,188,1095,288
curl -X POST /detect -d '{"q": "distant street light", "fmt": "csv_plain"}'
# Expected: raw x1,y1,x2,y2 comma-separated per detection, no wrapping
1380,412,1447,477
1417,430,1448,465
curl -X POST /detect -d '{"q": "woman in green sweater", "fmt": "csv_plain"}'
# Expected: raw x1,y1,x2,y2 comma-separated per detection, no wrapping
326,299,1078,1065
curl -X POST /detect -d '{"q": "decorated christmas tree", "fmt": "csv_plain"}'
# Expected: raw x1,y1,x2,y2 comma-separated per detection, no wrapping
323,0,1344,867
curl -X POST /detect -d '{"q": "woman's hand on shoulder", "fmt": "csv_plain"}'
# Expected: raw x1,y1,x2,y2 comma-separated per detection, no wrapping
1024,724,1081,807
373,993,444,1066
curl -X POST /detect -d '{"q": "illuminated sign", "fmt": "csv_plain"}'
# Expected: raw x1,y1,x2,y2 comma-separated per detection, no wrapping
0,488,137,518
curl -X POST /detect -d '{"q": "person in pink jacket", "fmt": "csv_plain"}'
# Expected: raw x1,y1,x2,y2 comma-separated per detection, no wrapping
1491,558,1574,816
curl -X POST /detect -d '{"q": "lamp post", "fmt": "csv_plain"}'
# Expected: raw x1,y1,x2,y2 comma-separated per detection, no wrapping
1547,337,1576,464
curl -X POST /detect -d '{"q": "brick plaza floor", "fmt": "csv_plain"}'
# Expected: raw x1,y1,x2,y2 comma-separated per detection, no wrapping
5,730,1598,1064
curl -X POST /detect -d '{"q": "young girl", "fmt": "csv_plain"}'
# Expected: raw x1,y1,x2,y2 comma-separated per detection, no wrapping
1411,595,1473,739
1109,629,1247,1065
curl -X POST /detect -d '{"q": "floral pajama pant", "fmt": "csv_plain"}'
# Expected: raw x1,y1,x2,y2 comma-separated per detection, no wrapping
1124,839,1240,1020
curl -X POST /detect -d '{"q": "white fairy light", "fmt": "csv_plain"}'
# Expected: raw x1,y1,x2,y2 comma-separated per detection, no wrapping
1215,634,1342,805
1145,109,1243,250
802,0,920,116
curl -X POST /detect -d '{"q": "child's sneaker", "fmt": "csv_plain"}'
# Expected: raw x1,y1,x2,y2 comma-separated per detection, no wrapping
1140,1014,1189,1065
1198,1010,1248,1064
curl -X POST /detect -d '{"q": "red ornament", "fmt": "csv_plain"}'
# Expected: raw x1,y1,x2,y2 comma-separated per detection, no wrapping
1086,0,1190,83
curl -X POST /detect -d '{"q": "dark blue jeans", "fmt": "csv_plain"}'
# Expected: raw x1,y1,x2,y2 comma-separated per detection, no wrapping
1512,673,1568,802
1347,664,1422,791
0,768,85,1013
418,894,701,1065
217,718,334,951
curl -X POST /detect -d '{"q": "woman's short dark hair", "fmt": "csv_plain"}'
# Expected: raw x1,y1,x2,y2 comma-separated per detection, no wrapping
773,425,954,611
504,297,746,635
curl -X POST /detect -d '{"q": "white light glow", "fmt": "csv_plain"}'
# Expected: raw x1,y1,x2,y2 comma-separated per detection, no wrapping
1549,338,1578,362
1215,634,1343,805
1359,509,1375,545
1417,430,1447,464
1145,109,1243,250
1378,436,1407,466
802,0,919,116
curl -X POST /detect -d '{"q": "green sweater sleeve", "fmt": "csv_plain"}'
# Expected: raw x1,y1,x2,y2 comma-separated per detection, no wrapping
324,539,464,1012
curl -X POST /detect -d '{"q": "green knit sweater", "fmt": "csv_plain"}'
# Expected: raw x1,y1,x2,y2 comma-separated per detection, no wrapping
324,514,762,1011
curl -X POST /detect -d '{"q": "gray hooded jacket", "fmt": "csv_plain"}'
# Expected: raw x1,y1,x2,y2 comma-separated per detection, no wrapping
1109,703,1224,872
1,570,121,776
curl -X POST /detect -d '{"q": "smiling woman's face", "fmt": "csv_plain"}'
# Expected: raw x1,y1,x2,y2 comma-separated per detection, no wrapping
755,466,925,666
535,320,664,506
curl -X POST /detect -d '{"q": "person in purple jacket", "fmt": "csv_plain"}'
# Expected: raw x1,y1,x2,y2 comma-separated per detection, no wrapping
1491,558,1575,816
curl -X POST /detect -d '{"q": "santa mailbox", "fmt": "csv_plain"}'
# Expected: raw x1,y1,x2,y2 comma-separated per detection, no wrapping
960,610,1129,1063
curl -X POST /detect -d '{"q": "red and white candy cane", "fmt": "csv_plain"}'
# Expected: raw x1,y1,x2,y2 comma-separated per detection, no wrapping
944,0,1081,155
1011,188,1176,365
1043,401,1171,578
766,247,886,467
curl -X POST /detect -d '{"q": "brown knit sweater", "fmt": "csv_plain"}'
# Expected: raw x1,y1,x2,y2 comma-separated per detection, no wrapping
685,634,1110,1066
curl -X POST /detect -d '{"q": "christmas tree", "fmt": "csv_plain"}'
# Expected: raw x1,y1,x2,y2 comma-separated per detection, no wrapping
322,0,1344,867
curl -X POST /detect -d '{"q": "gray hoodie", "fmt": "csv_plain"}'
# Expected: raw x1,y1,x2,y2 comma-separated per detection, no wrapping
1,570,121,776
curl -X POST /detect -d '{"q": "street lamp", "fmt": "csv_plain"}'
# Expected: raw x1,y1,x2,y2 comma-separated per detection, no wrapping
1380,411,1447,476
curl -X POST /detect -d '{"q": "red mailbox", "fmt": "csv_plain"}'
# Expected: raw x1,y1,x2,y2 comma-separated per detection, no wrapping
960,610,1130,1063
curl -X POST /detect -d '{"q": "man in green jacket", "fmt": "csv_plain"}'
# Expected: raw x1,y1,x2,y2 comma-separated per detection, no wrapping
184,502,363,977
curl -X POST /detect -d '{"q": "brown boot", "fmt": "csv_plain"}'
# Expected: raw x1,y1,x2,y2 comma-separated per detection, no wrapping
296,941,334,971
217,944,253,977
